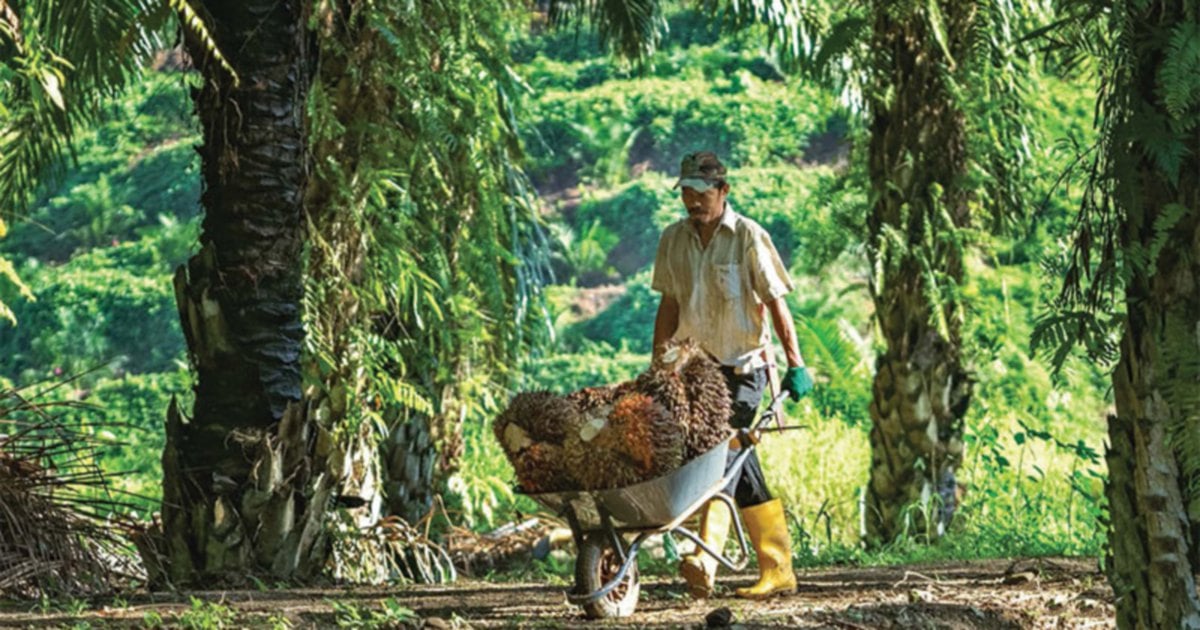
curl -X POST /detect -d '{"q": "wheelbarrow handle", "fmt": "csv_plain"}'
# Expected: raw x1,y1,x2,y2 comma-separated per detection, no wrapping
754,390,790,431
733,391,807,447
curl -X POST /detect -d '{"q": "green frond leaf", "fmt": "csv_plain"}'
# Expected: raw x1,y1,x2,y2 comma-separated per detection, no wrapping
924,0,956,69
1157,22,1200,121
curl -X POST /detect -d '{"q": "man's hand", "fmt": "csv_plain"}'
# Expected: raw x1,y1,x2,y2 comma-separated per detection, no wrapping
782,366,813,400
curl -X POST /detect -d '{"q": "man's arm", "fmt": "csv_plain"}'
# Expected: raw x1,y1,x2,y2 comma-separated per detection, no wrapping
765,297,804,368
652,295,680,357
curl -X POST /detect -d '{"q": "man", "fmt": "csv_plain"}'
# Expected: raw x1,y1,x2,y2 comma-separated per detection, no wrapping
651,151,813,600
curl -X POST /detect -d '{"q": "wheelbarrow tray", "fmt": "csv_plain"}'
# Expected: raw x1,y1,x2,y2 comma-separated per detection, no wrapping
525,434,732,530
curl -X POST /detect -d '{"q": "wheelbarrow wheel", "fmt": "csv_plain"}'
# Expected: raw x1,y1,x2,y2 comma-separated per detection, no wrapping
575,532,639,619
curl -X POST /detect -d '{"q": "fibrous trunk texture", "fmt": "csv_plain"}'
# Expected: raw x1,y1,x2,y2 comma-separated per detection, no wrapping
148,0,328,586
1104,3,1200,626
864,0,974,545
383,416,438,524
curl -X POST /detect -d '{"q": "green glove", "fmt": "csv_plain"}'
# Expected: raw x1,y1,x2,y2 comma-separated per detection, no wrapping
782,366,813,400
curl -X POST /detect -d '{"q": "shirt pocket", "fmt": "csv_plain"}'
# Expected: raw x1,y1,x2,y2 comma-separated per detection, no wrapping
712,263,743,301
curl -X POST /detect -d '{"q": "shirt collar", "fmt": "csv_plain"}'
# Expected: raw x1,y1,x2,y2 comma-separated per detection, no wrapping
718,202,737,232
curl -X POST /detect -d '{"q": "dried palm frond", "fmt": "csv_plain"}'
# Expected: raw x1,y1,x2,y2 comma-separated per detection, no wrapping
0,383,142,598
328,511,456,585
443,517,570,577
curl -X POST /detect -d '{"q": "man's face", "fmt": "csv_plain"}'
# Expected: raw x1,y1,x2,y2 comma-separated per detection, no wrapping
681,182,728,225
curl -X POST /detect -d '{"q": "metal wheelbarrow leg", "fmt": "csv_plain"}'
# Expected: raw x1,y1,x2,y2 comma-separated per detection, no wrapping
670,490,752,572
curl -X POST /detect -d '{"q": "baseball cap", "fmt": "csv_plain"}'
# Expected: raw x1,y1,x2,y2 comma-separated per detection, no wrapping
673,151,727,190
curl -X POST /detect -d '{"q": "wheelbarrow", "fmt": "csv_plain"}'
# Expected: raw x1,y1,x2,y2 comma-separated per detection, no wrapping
523,391,792,619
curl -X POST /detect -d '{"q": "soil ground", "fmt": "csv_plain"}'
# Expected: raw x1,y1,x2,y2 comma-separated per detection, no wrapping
0,557,1112,629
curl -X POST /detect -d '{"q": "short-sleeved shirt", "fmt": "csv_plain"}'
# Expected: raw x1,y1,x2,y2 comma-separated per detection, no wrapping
651,204,794,371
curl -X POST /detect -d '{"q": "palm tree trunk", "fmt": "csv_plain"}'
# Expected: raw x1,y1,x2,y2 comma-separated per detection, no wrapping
863,0,974,544
1108,338,1200,628
147,0,325,586
1107,222,1200,628
1103,3,1200,625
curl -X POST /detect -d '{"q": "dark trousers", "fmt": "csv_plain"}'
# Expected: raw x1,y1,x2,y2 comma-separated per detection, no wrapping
720,366,773,508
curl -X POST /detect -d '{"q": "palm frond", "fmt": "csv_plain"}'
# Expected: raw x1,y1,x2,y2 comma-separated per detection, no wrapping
547,0,666,60
0,382,142,598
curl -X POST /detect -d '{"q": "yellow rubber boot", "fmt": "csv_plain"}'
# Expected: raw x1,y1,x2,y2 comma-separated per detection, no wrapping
735,499,796,599
679,500,732,598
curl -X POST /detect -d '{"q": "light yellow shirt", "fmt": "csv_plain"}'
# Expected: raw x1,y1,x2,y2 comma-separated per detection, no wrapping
651,205,794,371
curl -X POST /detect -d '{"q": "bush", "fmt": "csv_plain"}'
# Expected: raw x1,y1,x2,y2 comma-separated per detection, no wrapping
560,275,661,353
522,344,649,393
1,71,198,263
562,166,865,282
569,177,676,277
522,70,834,187
0,235,188,383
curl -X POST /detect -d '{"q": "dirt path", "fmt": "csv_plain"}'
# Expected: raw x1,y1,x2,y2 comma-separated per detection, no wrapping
0,557,1112,628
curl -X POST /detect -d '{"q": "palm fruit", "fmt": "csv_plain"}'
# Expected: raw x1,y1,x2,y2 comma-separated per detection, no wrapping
634,351,690,426
566,381,635,411
493,391,581,492
513,443,574,493
680,350,734,458
607,392,685,478
562,411,645,491
493,390,579,457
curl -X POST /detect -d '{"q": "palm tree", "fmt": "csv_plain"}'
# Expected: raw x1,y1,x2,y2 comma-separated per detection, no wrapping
1045,0,1200,625
153,0,321,585
0,0,312,585
751,0,1029,543
859,0,977,544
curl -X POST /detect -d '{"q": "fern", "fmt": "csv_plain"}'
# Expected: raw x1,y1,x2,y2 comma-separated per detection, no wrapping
923,0,956,69
1147,202,1189,274
795,315,871,386
1158,21,1200,122
1030,309,1120,377
809,15,869,82
1129,102,1186,186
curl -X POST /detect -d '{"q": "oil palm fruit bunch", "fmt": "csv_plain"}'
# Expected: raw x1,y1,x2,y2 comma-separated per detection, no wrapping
607,392,685,477
512,443,574,493
561,391,667,489
493,391,580,492
561,428,629,490
679,350,734,458
566,381,635,410
493,390,579,457
637,338,735,458
633,342,692,427
494,338,734,492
